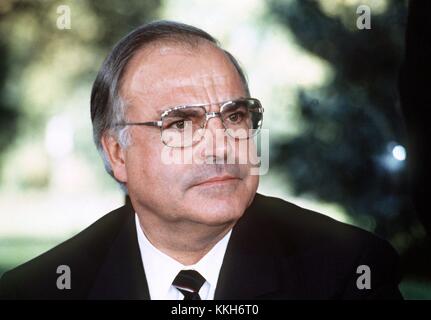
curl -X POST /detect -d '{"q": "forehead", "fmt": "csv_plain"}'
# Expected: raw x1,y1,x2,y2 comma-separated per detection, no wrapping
120,41,246,116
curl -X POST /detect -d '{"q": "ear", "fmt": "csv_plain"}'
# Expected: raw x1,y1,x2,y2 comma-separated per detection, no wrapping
101,133,128,183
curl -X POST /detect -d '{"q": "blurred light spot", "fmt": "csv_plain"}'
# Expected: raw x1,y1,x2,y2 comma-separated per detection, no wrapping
377,142,406,172
45,115,74,158
392,145,406,161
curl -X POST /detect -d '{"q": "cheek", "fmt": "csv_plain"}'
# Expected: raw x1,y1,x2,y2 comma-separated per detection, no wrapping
126,139,187,196
230,138,259,171
245,174,259,194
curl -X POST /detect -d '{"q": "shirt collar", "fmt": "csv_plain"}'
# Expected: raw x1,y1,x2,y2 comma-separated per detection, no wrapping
135,213,231,299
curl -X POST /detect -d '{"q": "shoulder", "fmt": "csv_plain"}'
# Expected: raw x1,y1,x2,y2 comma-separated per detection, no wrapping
251,192,396,254
0,204,130,299
248,193,402,299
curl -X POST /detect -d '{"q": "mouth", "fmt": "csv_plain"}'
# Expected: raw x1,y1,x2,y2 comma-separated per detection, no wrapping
193,175,240,187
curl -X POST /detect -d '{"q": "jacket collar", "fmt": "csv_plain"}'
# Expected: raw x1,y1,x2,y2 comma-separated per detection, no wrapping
215,193,289,299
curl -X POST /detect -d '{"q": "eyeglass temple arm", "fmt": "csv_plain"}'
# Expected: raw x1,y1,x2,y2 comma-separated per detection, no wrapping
116,121,162,128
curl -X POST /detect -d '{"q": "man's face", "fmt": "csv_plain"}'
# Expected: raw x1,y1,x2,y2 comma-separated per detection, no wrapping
111,42,259,226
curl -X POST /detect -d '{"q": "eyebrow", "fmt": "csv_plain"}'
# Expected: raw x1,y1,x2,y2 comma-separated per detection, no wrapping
156,104,206,117
170,108,203,117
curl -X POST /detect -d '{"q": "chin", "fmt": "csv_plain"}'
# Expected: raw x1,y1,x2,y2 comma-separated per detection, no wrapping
182,181,256,225
185,197,246,226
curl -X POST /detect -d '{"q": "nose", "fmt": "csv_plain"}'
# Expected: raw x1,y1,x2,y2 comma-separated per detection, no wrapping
205,112,224,130
200,112,231,163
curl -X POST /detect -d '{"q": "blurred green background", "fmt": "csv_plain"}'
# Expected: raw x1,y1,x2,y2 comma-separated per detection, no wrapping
0,0,429,299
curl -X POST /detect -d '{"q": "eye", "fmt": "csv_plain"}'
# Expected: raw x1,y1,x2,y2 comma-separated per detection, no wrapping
227,112,244,123
167,119,193,130
173,120,185,129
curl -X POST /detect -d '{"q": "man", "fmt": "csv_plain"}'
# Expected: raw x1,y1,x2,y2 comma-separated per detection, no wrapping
0,20,402,300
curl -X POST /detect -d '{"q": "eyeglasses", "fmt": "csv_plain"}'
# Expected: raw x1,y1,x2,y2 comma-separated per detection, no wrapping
116,98,264,148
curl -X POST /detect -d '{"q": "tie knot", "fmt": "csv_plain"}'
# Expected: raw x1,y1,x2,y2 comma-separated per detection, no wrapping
172,270,206,300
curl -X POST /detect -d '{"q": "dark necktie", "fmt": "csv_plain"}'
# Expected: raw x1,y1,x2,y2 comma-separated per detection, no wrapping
172,269,206,300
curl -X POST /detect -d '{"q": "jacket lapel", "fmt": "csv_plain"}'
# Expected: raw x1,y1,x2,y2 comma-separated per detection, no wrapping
215,194,308,299
88,201,150,300
215,194,284,299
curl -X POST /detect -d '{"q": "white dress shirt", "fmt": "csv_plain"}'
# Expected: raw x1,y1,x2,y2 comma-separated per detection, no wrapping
134,214,232,300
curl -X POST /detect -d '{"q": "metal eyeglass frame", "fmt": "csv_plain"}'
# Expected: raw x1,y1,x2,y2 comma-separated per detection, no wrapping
115,97,264,147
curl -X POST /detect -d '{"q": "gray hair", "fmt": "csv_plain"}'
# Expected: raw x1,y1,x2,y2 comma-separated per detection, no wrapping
90,20,250,192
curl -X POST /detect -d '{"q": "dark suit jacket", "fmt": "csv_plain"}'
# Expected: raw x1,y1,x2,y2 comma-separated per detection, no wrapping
0,193,402,299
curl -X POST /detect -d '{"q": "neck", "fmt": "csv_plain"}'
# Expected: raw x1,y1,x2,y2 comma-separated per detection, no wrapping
135,209,235,266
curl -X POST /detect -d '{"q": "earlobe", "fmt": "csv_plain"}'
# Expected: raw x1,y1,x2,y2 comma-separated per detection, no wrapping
101,134,128,183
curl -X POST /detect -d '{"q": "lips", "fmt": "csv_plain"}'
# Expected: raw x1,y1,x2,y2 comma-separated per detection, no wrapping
193,175,239,187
